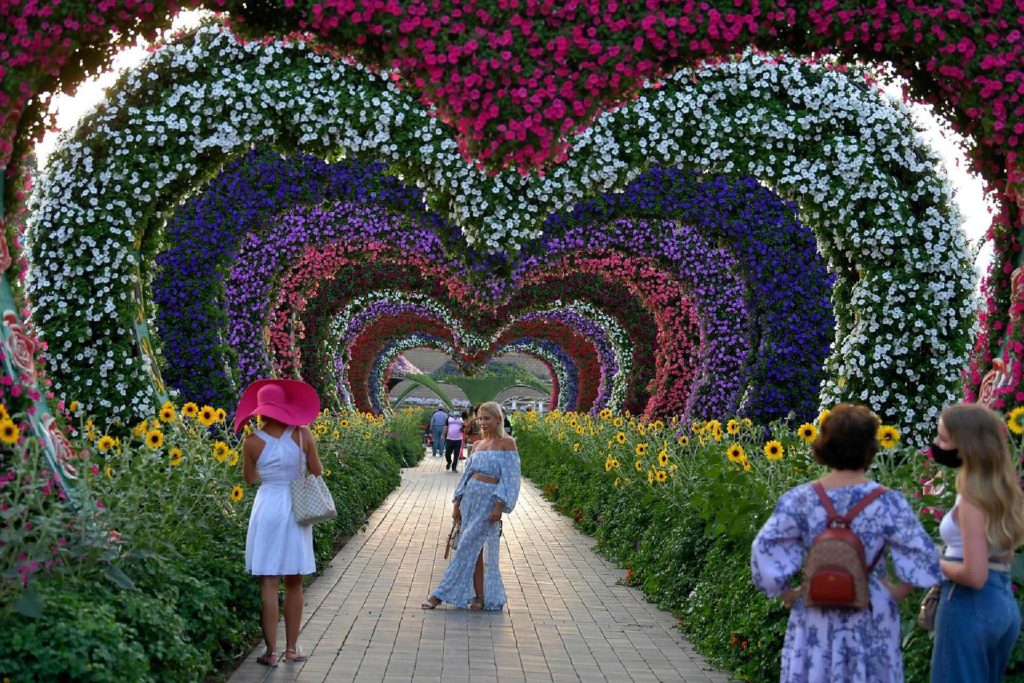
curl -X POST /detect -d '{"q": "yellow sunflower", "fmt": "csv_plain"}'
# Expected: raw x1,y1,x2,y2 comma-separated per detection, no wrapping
635,443,648,457
726,419,740,435
658,449,670,467
647,469,655,485
610,458,620,470
0,405,9,421
614,477,621,487
613,417,624,428
0,420,19,444
599,408,613,420
340,419,350,428
605,458,615,472
228,450,240,467
726,443,747,463
798,423,818,444
655,469,668,483
877,425,900,449
230,485,244,503
145,428,164,450
213,441,230,462
97,435,116,452
614,431,627,445
324,468,332,477
86,418,96,442
181,402,199,419
817,409,831,425
159,406,175,423
676,435,690,447
691,421,704,434
763,440,784,461
741,417,753,430
708,425,723,442
132,420,148,438
635,460,644,473
198,406,217,427
215,408,227,423
1007,407,1024,435
67,400,79,415
572,442,581,452
169,447,184,466
742,461,753,472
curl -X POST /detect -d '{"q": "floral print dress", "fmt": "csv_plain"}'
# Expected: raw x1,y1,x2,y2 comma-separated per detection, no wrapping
431,449,521,611
752,482,941,682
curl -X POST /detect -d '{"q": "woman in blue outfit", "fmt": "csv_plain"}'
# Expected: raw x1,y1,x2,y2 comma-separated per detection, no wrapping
752,403,941,682
422,401,521,611
929,403,1024,683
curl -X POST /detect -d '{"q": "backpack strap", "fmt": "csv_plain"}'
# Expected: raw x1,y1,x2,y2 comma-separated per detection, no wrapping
842,485,888,525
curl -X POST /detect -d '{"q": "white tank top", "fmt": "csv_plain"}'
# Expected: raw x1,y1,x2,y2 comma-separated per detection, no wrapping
938,496,964,559
939,495,1008,560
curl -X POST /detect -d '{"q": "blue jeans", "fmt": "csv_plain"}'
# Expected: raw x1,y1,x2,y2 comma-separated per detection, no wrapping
931,572,1021,682
431,426,444,457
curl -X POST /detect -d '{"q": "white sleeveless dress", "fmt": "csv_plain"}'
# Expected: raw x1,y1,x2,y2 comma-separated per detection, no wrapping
244,427,316,576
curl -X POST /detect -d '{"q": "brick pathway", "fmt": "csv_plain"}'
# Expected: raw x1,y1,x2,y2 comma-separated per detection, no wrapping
229,453,730,683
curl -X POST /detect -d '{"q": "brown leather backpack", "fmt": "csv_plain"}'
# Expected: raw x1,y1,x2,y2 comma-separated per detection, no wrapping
802,482,888,610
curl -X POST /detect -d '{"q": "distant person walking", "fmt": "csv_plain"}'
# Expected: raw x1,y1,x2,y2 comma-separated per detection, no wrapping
443,410,465,473
429,407,447,458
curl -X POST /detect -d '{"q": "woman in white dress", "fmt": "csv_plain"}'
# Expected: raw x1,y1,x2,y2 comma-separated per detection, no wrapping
235,379,322,668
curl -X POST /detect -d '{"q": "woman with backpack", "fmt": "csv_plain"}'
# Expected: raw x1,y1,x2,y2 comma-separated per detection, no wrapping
751,403,941,682
928,403,1024,682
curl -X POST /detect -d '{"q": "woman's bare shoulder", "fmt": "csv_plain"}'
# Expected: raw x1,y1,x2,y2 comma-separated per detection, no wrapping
496,436,517,451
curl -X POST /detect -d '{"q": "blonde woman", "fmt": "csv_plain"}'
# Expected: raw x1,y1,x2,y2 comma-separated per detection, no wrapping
929,403,1024,682
422,402,521,611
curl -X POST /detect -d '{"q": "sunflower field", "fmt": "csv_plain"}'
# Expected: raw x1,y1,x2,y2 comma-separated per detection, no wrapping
516,409,1024,682
0,401,425,682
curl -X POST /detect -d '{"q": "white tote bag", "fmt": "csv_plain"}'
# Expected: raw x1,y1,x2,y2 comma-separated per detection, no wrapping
289,429,337,526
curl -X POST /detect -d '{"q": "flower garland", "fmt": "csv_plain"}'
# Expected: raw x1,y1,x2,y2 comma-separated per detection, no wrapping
25,25,973,442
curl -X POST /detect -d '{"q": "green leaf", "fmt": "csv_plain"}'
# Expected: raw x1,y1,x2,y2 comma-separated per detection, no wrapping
104,564,136,590
13,585,44,619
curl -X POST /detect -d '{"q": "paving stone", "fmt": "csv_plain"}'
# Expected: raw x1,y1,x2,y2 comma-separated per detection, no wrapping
230,453,731,683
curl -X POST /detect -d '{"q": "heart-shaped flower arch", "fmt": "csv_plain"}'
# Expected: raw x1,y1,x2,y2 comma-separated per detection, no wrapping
25,25,973,442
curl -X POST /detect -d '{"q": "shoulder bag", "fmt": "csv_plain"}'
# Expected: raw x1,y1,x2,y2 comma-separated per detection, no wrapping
290,428,337,526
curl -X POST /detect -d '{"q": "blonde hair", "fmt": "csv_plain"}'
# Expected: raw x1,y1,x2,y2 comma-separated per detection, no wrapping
478,402,506,440
942,403,1024,553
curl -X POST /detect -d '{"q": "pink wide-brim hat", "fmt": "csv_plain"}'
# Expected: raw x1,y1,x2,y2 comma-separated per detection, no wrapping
234,379,321,433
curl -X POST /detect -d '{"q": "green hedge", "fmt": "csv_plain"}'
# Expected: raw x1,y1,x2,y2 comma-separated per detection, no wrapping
0,407,423,681
516,411,1024,682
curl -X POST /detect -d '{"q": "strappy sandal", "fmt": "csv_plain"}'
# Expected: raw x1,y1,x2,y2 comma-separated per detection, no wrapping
256,651,278,668
284,646,308,663
421,596,441,609
469,596,484,611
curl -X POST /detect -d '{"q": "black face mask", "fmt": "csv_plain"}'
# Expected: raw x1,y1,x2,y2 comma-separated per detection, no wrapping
929,442,962,468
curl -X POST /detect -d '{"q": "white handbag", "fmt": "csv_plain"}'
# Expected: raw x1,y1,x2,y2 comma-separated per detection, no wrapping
289,429,337,526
